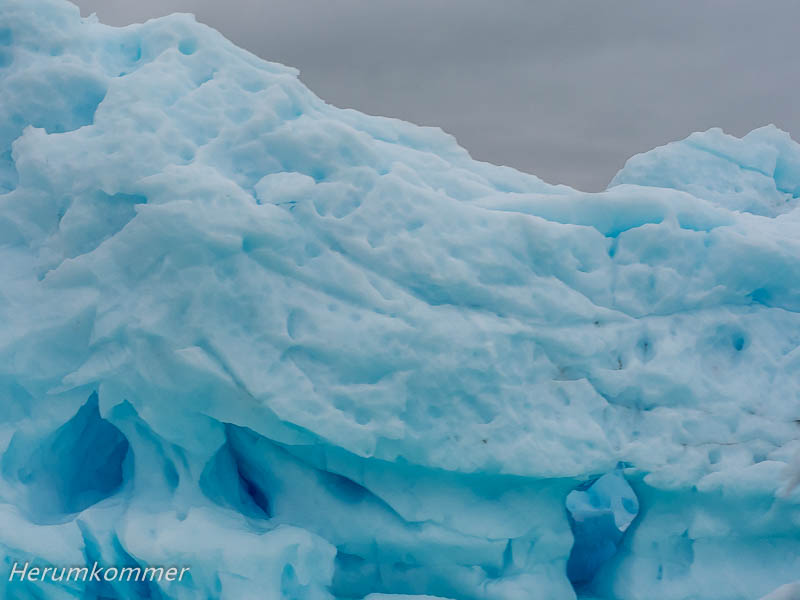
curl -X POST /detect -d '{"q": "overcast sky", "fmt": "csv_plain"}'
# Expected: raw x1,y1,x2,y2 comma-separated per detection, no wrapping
71,0,798,191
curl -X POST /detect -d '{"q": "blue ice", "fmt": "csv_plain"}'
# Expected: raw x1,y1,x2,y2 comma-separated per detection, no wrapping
0,0,799,598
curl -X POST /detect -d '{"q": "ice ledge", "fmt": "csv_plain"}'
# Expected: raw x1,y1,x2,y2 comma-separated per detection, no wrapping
611,125,800,216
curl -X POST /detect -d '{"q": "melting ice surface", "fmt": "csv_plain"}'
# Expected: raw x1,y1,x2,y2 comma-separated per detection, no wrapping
1,0,800,598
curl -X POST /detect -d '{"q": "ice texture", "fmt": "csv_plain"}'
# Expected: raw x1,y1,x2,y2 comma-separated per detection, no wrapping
759,582,800,600
0,0,799,598
565,470,639,588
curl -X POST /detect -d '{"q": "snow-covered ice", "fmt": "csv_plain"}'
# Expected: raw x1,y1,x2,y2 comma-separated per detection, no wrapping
0,0,799,598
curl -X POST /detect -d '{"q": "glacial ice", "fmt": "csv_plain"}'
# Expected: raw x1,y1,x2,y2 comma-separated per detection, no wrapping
0,0,799,598
565,470,639,589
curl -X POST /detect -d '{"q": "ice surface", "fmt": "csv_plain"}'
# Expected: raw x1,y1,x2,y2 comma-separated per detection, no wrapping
0,0,799,598
759,583,800,600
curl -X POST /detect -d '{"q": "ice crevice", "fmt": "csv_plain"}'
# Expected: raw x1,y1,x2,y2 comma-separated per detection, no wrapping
565,469,640,594
1,0,800,598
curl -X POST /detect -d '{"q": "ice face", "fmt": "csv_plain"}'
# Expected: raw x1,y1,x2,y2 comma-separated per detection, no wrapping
0,0,799,598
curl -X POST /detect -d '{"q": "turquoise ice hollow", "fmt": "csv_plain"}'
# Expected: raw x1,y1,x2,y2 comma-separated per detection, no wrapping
0,0,799,598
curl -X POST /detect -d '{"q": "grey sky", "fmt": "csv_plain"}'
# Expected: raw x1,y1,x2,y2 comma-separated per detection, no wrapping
71,0,799,191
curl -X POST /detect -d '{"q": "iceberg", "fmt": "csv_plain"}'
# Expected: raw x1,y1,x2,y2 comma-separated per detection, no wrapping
0,0,799,598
